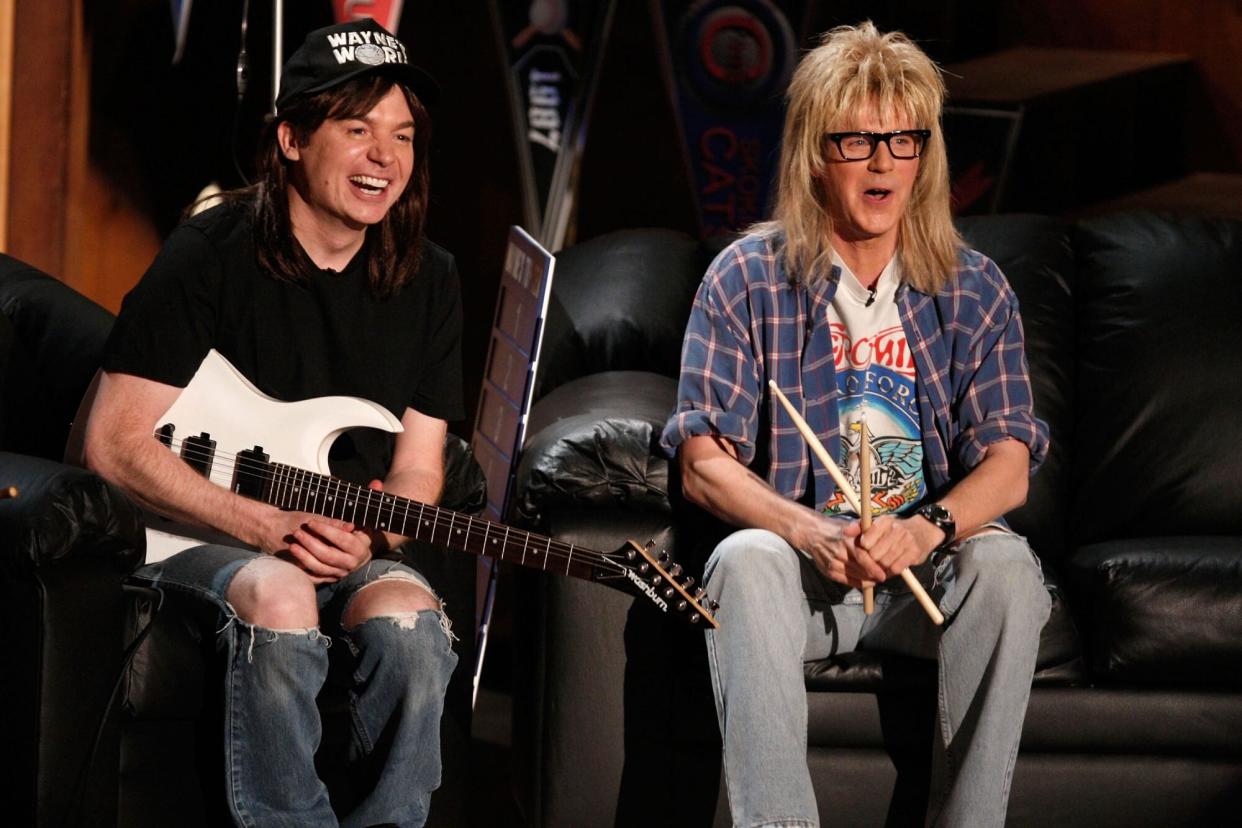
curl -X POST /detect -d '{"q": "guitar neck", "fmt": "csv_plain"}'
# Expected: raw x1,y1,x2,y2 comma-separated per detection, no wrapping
262,462,599,581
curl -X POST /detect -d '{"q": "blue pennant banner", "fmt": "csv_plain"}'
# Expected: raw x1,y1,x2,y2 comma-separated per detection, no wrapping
653,0,813,238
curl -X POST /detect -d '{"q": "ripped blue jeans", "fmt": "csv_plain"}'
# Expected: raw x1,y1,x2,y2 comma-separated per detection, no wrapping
130,545,459,828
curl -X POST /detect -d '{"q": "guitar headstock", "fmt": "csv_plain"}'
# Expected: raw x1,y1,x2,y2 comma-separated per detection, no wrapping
602,539,720,629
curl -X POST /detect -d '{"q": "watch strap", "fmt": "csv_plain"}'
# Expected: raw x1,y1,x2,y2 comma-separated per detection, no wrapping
916,503,956,550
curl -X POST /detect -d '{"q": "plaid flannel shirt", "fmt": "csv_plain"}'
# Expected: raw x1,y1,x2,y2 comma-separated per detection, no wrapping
660,232,1049,509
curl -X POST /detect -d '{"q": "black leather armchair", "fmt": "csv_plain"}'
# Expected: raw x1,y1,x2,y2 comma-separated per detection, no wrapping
0,255,486,827
509,215,1242,827
1,254,138,828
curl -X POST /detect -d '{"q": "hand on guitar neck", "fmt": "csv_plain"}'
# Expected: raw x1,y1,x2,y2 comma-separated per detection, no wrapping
259,498,376,584
270,478,434,584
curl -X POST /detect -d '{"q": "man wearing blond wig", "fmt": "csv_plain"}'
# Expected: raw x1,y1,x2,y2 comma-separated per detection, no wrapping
661,22,1051,827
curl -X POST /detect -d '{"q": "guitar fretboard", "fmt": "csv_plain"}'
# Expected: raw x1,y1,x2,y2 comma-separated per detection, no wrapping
263,462,603,579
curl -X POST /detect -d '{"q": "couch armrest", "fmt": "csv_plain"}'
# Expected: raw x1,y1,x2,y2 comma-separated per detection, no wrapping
514,371,676,526
0,451,144,575
0,452,142,826
1066,536,1242,688
441,433,487,515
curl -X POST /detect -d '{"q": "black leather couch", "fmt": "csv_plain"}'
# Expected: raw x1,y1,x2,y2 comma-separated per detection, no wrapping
509,213,1242,827
0,254,486,827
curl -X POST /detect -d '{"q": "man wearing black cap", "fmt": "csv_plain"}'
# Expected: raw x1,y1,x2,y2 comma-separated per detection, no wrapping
82,19,461,828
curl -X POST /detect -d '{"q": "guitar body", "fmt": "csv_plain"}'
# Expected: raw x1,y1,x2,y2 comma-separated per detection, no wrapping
123,350,402,563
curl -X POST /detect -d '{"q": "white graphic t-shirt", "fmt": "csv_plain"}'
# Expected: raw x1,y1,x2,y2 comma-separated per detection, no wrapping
822,252,925,518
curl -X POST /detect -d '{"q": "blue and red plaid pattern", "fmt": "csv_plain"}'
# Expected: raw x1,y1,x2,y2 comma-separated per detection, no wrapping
660,232,1049,508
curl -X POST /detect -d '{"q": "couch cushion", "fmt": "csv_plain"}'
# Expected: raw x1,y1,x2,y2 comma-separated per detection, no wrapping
804,686,1242,756
957,215,1076,564
1071,212,1242,543
1065,536,1242,687
0,255,115,460
534,230,717,399
0,310,13,447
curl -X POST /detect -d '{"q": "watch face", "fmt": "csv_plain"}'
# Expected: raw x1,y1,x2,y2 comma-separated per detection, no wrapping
919,504,955,543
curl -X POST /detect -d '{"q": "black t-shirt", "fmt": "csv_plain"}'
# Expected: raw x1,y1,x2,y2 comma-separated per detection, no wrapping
104,202,464,483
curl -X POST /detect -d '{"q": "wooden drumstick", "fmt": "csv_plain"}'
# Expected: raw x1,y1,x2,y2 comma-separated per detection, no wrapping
768,381,944,626
859,417,875,615
0,486,17,500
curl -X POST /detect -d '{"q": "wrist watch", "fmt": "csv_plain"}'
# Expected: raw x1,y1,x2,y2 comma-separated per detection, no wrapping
916,503,956,550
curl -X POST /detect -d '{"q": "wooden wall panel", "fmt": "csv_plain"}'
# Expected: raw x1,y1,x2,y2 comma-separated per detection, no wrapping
4,0,74,278
0,0,12,249
1001,0,1242,170
0,0,158,310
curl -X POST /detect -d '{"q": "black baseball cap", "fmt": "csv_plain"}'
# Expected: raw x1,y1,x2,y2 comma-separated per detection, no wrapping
275,18,439,113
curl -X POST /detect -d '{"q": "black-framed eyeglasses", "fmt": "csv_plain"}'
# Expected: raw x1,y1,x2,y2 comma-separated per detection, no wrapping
825,129,931,161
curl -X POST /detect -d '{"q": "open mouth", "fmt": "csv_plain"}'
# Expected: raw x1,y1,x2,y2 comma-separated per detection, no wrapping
349,175,389,196
864,188,892,201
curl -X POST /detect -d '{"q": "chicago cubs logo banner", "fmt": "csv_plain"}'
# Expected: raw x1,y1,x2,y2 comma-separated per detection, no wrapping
495,0,616,249
332,0,404,32
653,0,812,238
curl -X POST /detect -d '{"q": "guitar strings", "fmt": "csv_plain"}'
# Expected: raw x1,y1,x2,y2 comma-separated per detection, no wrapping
160,434,631,574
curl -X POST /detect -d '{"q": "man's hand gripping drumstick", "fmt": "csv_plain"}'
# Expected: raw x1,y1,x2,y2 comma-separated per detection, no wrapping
769,381,945,626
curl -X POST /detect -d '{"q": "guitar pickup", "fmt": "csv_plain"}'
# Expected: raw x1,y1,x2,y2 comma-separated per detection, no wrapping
233,446,271,499
181,432,216,479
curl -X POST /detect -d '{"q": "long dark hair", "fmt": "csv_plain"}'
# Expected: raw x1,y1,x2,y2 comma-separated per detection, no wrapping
225,75,432,299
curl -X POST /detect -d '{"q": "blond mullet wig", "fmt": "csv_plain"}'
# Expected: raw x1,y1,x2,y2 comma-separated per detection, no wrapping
755,21,962,293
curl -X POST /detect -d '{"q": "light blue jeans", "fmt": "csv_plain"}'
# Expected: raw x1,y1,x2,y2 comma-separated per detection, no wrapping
131,545,459,828
704,529,1051,828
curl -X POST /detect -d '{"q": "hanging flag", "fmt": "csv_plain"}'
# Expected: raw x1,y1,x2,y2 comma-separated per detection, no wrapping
496,0,616,249
653,0,813,238
332,0,405,33
170,0,193,65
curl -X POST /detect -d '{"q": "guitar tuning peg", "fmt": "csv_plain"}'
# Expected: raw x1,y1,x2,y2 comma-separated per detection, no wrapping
676,600,688,611
708,600,721,612
626,548,637,560
668,563,683,577
651,575,663,586
689,613,701,624
681,576,695,589
693,587,707,600
644,537,656,549
658,550,670,564
662,587,675,599
639,563,650,574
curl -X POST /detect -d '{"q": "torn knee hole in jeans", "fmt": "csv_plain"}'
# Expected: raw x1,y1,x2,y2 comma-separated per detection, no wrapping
346,573,457,643
352,610,457,644
217,606,328,663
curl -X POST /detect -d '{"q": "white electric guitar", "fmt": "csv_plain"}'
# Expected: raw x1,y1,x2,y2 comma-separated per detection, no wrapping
68,350,718,628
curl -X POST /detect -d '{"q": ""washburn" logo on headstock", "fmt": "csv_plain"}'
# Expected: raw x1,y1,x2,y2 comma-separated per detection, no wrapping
626,567,669,612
